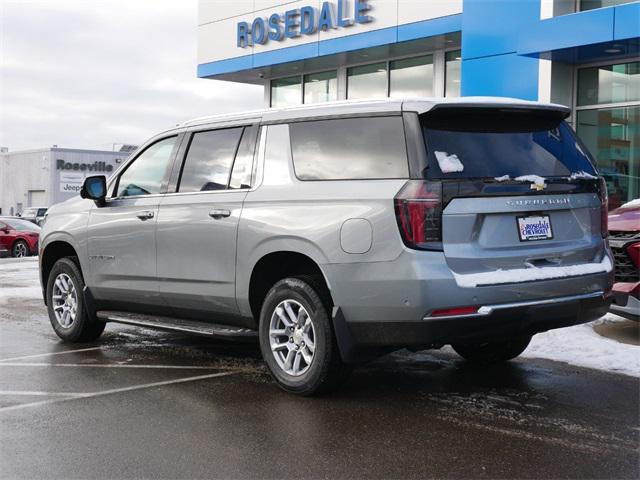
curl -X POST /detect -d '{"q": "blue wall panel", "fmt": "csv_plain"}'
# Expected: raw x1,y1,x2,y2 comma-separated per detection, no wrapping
614,2,640,40
462,0,540,59
397,14,462,43
517,7,614,56
461,53,539,100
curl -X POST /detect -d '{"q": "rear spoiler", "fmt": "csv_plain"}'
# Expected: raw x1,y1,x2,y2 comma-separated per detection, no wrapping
417,105,570,133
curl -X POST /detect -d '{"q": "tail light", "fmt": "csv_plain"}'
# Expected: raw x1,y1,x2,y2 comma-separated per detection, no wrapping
394,180,442,249
599,177,608,238
627,242,640,267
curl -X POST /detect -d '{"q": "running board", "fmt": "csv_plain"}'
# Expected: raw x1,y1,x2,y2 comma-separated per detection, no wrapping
96,311,257,339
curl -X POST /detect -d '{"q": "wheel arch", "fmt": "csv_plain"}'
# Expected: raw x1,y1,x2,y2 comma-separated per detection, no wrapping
40,240,81,304
246,250,333,324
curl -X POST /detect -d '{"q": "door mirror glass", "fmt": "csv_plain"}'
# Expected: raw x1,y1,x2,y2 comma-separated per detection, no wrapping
81,176,107,204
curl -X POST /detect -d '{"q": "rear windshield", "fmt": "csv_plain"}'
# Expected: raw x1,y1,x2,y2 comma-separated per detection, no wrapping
419,109,597,179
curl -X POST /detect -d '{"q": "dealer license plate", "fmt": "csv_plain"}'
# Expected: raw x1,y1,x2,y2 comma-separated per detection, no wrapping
517,215,553,241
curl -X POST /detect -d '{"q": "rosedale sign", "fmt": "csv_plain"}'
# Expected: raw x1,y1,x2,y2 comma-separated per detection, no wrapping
237,0,373,48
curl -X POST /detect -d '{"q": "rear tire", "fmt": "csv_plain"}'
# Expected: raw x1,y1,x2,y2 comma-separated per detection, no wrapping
258,277,349,396
46,257,105,342
11,240,28,258
452,336,532,364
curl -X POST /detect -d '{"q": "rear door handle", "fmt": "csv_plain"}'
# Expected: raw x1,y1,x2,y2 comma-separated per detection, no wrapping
209,208,231,219
136,210,155,220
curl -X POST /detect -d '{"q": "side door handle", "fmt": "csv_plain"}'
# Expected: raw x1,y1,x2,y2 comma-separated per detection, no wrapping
209,208,231,219
136,210,155,220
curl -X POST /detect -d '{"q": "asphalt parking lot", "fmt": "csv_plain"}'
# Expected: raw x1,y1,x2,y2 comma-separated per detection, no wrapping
1,258,639,479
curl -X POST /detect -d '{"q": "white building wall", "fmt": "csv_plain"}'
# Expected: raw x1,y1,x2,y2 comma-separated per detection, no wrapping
0,148,127,215
197,0,463,66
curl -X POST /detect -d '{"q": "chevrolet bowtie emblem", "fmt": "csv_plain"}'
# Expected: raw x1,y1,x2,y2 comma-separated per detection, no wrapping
530,183,547,191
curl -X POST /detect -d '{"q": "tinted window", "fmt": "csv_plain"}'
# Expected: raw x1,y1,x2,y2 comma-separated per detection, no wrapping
116,136,177,197
419,111,596,179
229,126,258,189
290,117,409,180
179,128,243,192
37,208,47,216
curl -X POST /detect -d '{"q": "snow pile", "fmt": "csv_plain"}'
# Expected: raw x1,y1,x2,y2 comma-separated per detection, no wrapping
434,151,464,173
619,198,640,209
522,314,639,377
494,175,511,182
569,170,598,180
514,175,546,187
453,256,612,288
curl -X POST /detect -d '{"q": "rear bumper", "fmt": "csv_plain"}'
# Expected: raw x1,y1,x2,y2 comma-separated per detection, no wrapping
342,291,610,349
325,248,613,359
610,282,639,321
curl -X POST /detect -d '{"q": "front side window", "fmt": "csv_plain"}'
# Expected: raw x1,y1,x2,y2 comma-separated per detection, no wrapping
178,128,244,192
290,116,409,180
116,136,177,197
390,55,434,97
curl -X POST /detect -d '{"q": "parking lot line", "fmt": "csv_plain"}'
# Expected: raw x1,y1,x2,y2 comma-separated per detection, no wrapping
0,371,238,413
0,390,87,397
0,346,104,362
0,362,225,369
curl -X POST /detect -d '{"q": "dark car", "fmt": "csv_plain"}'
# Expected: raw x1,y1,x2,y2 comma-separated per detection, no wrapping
608,200,640,321
0,217,41,258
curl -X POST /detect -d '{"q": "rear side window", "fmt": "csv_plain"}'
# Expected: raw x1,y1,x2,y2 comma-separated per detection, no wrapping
179,128,244,192
418,109,596,179
290,116,408,180
229,125,259,189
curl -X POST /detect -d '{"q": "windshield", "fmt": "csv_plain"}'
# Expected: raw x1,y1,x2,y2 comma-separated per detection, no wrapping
3,218,41,232
21,208,36,217
419,111,597,180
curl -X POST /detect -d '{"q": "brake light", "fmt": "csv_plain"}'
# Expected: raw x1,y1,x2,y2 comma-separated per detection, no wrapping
627,242,640,267
394,181,442,249
599,177,608,238
430,306,479,317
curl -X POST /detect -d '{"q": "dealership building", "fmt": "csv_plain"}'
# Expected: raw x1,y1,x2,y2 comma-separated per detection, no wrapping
197,0,639,207
0,147,128,216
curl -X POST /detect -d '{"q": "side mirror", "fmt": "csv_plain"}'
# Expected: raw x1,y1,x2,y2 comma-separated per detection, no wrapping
81,175,107,206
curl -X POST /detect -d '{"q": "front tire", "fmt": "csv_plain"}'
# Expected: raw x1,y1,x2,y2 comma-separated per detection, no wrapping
12,240,28,258
259,277,348,395
452,336,532,364
46,257,105,342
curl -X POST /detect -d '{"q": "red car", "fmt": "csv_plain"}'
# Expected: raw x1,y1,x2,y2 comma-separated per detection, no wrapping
608,200,640,321
0,217,40,258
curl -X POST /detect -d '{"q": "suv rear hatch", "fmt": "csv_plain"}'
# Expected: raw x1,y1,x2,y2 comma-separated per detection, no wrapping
395,106,610,287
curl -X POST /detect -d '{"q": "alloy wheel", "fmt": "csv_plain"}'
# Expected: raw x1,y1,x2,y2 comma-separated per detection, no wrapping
52,273,78,328
269,299,316,376
14,242,27,257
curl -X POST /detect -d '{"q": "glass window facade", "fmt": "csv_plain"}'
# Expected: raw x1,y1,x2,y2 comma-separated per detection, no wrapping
580,0,635,11
389,55,433,97
347,62,388,99
271,76,301,107
577,61,639,209
445,50,461,98
578,61,639,106
304,71,337,104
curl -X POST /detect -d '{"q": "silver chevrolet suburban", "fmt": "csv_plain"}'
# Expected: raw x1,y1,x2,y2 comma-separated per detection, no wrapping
39,98,613,395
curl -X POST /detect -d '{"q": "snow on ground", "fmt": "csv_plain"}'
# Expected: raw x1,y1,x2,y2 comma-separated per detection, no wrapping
0,257,637,377
0,257,42,305
522,315,639,378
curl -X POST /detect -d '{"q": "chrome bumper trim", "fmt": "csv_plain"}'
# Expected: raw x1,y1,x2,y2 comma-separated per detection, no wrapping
423,291,605,321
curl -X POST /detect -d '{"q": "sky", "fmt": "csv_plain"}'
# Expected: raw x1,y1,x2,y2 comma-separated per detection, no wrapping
0,0,263,151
